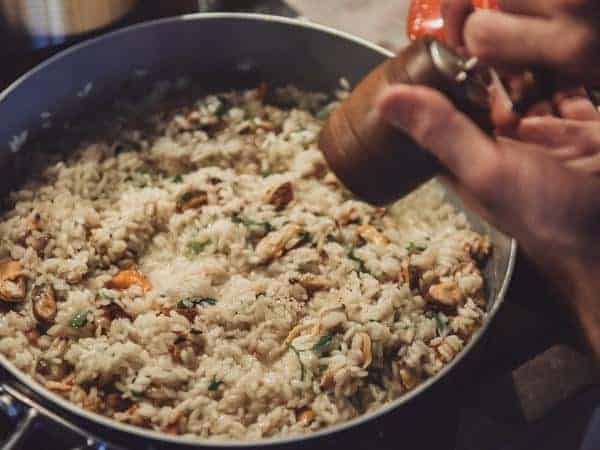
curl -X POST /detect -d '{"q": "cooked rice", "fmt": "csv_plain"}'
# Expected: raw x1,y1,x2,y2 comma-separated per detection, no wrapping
0,84,491,440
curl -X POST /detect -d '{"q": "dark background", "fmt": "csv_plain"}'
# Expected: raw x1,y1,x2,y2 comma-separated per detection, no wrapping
0,1,598,449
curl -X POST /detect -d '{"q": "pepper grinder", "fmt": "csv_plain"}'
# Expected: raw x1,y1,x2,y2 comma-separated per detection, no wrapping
319,37,493,206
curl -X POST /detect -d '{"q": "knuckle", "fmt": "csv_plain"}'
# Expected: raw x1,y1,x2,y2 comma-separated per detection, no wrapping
551,24,597,65
463,14,497,61
468,156,505,201
557,0,590,14
411,97,457,147
441,0,471,21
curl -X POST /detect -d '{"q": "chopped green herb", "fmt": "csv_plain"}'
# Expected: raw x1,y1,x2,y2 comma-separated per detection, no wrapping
326,234,337,243
367,370,386,390
178,298,194,309
315,107,331,120
435,312,449,336
115,142,139,156
198,297,217,306
172,174,183,183
269,96,298,109
208,377,223,391
289,345,305,381
348,392,364,413
313,334,334,354
406,242,427,254
232,214,273,234
177,297,218,309
298,232,313,247
99,290,114,301
261,171,273,178
348,248,370,274
186,240,210,256
215,96,233,117
131,390,145,397
69,310,90,328
179,191,196,204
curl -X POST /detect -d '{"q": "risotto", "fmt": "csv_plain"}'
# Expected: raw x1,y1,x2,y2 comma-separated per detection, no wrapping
0,84,491,440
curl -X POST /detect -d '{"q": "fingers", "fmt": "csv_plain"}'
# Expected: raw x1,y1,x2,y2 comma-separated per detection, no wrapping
463,9,596,75
499,0,597,23
377,84,505,205
566,154,600,174
441,0,473,48
498,0,555,17
488,70,519,134
550,146,589,161
518,116,600,152
554,90,600,122
525,101,554,117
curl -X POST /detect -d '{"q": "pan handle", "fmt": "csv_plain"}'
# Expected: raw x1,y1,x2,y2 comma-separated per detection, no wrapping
0,383,117,450
0,399,38,450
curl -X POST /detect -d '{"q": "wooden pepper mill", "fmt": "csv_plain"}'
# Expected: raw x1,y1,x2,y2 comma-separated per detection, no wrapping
319,37,493,205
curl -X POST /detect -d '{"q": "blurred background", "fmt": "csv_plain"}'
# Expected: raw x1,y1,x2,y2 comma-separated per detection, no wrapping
0,1,411,88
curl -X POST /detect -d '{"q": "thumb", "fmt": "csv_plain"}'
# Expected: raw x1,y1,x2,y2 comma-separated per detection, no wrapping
376,84,506,206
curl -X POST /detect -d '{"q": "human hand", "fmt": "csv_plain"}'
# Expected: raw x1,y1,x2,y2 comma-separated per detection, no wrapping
377,84,600,357
517,89,600,173
442,0,600,84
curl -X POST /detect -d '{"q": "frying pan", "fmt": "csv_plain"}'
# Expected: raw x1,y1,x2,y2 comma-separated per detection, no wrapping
0,13,516,449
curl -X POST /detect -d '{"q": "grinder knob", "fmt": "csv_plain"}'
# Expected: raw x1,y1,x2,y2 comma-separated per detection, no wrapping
319,37,492,205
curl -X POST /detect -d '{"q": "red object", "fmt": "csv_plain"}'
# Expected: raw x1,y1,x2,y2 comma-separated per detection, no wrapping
407,0,445,41
473,0,498,8
407,0,498,41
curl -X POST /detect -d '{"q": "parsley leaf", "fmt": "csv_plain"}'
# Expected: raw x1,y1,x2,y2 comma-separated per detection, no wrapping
69,310,90,328
289,345,305,381
326,234,339,243
406,242,427,254
348,248,370,274
208,377,223,391
231,214,273,234
313,334,334,354
298,232,313,247
99,290,114,301
348,393,364,413
172,174,183,183
215,96,233,117
177,297,218,309
367,370,386,390
435,312,449,336
315,107,331,120
186,240,210,256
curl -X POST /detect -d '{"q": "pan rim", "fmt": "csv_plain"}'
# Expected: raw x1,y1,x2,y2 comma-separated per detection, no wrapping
0,12,518,448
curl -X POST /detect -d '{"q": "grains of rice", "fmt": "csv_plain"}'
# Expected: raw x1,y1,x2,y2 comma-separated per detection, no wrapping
0,84,492,440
